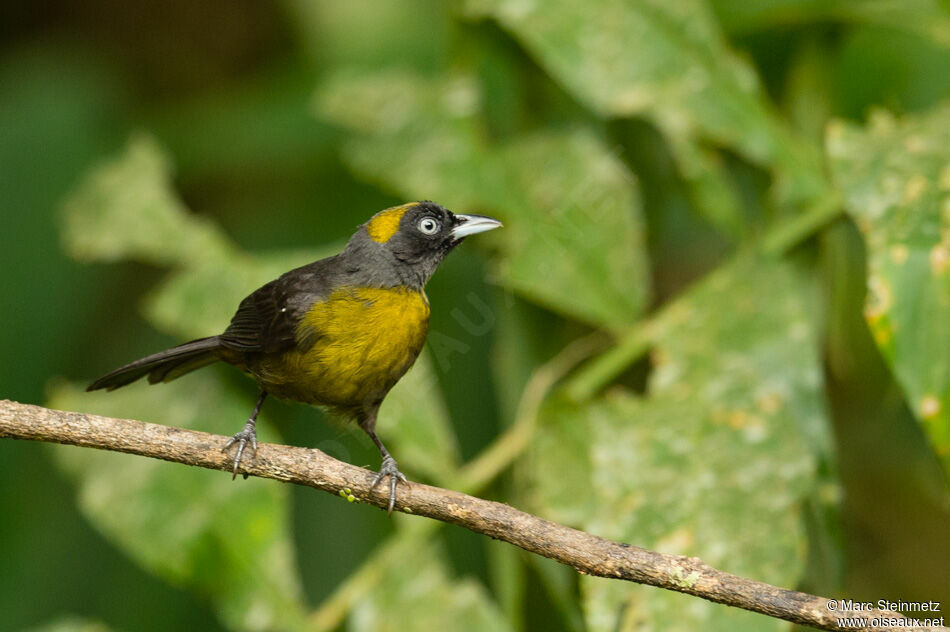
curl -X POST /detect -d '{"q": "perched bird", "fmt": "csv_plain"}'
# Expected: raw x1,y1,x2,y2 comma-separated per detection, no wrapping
87,202,502,511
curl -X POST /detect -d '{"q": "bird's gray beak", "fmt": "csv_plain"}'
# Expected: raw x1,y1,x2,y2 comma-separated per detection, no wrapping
451,214,503,240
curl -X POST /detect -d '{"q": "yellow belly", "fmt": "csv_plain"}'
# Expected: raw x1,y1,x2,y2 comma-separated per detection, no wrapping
250,286,430,413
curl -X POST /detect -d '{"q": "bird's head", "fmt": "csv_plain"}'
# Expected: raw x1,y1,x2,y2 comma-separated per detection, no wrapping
344,201,502,288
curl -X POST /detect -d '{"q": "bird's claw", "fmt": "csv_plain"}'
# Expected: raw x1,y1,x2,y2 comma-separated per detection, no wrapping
222,420,258,480
371,455,407,514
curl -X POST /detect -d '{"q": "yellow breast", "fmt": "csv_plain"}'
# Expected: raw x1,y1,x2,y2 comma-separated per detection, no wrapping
252,286,430,412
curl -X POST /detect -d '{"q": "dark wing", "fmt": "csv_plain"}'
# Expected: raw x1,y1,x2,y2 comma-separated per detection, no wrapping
219,257,338,353
219,279,289,352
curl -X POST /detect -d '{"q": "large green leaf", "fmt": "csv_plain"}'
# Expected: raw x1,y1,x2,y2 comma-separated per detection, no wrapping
527,256,827,631
828,106,950,477
347,540,513,632
465,0,827,214
60,134,233,266
48,378,307,632
318,71,494,210
316,70,650,329
495,132,649,329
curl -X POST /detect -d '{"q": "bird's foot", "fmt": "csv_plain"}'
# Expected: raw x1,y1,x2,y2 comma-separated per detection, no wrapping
371,455,408,514
222,420,258,480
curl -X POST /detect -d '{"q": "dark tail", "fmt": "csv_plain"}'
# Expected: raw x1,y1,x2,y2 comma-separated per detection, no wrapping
87,336,223,392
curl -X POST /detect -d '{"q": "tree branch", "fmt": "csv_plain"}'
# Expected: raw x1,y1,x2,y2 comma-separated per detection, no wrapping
0,400,942,632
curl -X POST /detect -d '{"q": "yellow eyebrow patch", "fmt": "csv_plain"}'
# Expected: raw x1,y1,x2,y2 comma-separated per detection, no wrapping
366,203,416,243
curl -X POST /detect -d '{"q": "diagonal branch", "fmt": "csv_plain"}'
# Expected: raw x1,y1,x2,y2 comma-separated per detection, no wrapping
0,399,942,632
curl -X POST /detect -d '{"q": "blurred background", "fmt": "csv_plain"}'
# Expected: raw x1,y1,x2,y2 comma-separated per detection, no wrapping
1,1,949,631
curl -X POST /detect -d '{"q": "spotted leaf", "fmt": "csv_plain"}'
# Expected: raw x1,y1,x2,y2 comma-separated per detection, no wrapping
828,105,950,477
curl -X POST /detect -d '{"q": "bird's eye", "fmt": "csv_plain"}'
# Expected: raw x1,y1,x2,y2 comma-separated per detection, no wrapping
417,217,441,235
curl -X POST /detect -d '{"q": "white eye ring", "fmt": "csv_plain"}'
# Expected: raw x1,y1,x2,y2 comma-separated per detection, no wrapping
418,217,441,235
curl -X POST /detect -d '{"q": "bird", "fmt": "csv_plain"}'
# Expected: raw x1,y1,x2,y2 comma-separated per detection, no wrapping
87,201,502,512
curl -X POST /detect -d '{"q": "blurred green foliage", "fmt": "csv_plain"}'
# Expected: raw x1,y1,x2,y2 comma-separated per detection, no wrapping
828,106,950,474
1,1,948,631
529,258,827,631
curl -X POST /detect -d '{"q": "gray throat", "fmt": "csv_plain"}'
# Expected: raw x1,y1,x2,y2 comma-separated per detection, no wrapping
337,232,436,290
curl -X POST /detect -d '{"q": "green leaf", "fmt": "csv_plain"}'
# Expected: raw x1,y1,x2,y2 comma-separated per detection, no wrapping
827,106,950,477
465,0,827,212
495,131,649,329
527,256,827,630
316,70,501,210
710,0,950,48
523,395,600,527
348,541,513,632
316,70,650,329
47,378,308,632
60,134,233,266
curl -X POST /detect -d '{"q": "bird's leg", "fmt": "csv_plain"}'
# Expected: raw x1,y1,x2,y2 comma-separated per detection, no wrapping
223,390,267,479
364,427,408,514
